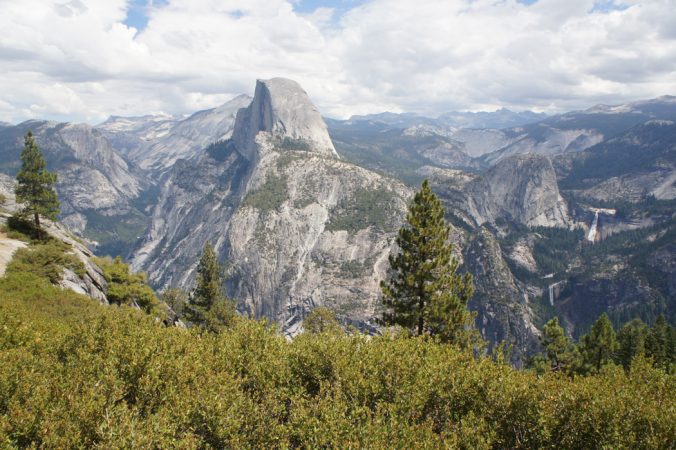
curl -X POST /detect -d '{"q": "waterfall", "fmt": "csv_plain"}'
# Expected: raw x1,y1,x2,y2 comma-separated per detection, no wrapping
548,281,563,306
549,284,554,306
587,210,599,242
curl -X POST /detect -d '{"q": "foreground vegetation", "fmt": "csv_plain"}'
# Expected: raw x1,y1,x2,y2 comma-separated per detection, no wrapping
1,268,674,449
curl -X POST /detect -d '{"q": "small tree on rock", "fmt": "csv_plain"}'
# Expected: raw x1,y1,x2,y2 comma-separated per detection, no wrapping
381,179,476,347
15,131,59,236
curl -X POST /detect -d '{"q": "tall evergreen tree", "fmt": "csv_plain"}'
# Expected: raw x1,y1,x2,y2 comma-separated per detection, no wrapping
579,313,618,373
645,315,674,370
539,317,579,373
15,132,59,234
615,318,649,370
381,179,475,346
187,242,236,329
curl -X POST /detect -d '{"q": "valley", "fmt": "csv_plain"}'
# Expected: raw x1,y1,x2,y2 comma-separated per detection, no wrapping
0,81,673,363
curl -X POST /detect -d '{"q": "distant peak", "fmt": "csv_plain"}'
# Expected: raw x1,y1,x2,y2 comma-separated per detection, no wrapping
216,93,252,108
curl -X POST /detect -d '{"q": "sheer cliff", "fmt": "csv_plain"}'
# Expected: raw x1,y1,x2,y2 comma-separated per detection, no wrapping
131,78,410,334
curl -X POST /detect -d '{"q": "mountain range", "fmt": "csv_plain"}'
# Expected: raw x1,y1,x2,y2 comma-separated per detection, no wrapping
0,81,673,363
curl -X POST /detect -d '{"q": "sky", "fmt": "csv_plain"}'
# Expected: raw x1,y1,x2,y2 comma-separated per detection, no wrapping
0,0,675,124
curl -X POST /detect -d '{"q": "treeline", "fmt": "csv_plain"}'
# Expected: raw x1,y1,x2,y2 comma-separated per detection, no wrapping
532,314,675,375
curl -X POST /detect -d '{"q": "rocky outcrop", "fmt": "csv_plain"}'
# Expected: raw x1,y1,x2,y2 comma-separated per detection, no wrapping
463,228,541,364
465,153,570,227
0,178,109,303
45,220,109,304
231,78,337,162
430,154,570,228
226,148,409,334
0,121,146,237
131,78,410,335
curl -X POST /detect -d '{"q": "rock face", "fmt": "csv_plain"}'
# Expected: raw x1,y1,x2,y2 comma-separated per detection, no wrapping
231,79,337,162
463,228,540,364
98,94,252,172
131,78,410,334
430,153,570,228
466,153,570,227
0,121,145,237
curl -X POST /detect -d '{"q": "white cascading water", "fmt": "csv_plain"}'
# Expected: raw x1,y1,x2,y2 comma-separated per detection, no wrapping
587,210,600,242
548,281,563,306
549,284,555,306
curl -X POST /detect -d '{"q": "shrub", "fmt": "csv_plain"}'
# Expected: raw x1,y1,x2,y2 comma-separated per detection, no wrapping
94,256,160,314
7,239,85,283
0,263,673,448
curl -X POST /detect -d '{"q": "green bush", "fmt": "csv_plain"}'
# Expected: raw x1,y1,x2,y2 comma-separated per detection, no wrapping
7,239,85,283
94,256,160,314
0,269,673,449
4,215,38,241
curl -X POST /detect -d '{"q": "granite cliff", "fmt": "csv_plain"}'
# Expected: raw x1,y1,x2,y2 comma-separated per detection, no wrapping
131,78,410,334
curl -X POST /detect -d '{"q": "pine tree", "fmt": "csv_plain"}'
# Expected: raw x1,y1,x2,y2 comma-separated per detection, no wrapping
15,132,59,235
579,313,618,373
381,179,475,346
645,315,674,370
187,242,235,328
304,307,342,335
615,318,648,370
539,317,579,373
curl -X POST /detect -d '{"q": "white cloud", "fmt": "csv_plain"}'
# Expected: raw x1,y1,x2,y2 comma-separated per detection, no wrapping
0,0,674,123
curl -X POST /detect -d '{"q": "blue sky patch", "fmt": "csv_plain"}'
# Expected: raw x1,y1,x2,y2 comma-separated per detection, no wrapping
123,0,169,32
292,0,367,18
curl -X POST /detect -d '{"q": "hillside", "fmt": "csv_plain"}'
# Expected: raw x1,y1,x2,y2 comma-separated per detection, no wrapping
1,252,673,448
